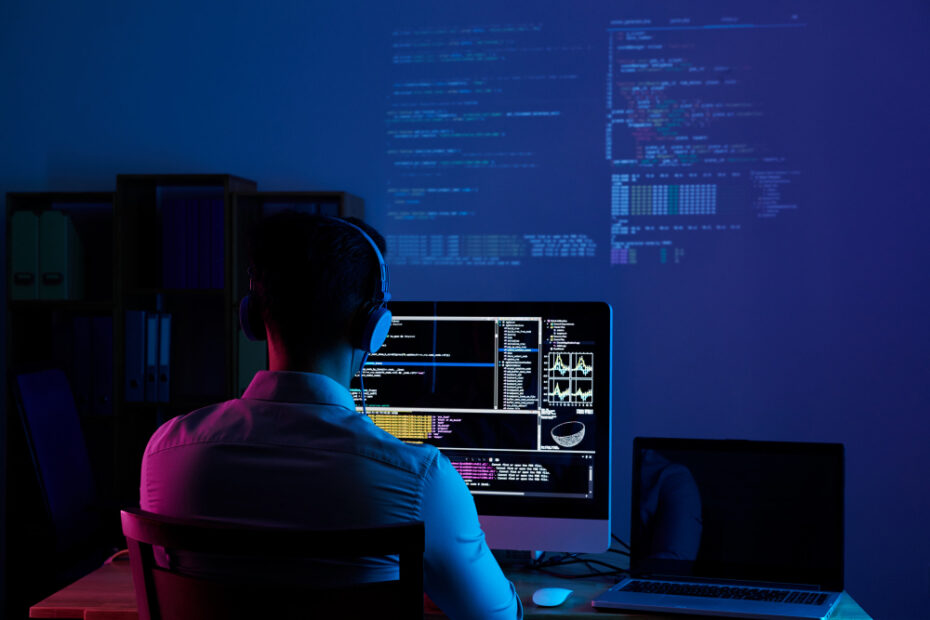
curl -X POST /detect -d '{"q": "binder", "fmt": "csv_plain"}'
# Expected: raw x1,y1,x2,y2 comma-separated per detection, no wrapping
144,313,159,402
318,201,340,216
162,198,184,289
186,199,197,288
197,198,211,288
10,210,39,299
124,310,146,402
71,316,94,415
160,197,172,288
210,198,225,289
157,313,171,403
178,198,190,288
175,197,189,288
39,210,83,300
92,316,114,415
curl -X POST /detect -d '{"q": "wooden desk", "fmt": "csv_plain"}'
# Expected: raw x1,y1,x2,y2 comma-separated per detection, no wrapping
30,556,872,619
506,570,871,619
28,556,136,620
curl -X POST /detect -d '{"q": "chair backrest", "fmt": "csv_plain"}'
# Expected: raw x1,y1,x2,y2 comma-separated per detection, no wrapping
120,508,424,620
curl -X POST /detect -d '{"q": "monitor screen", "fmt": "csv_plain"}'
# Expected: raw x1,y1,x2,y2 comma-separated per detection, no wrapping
351,301,612,552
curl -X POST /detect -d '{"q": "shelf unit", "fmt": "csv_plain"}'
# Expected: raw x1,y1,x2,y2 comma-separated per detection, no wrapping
4,191,117,615
114,174,258,505
4,180,366,616
5,190,117,467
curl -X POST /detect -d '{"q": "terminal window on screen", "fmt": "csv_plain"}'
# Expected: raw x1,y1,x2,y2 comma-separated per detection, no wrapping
354,308,602,501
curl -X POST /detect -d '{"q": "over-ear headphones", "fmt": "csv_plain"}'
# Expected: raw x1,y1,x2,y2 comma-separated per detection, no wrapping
238,216,392,354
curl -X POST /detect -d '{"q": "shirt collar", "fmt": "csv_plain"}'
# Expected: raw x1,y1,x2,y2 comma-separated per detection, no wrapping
241,370,358,413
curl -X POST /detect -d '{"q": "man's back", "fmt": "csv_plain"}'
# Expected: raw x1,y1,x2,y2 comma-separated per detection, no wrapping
141,370,522,619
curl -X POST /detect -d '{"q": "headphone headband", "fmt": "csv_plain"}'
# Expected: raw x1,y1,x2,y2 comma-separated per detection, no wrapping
240,215,392,354
324,217,391,304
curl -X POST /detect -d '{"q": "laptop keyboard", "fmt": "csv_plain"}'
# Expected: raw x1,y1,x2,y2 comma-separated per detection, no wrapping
621,580,829,606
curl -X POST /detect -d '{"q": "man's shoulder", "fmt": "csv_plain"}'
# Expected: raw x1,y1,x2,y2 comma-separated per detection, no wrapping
143,397,441,478
143,398,239,454
344,413,442,478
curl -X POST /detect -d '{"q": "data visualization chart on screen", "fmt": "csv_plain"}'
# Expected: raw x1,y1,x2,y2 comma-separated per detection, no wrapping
382,3,813,268
351,302,611,543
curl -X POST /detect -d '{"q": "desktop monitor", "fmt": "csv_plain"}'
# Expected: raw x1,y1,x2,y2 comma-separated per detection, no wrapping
351,301,612,552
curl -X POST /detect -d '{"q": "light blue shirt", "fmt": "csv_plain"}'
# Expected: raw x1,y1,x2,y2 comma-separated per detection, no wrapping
141,370,522,620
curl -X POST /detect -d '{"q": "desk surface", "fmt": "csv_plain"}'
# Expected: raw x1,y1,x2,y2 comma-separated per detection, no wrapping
28,558,137,620
501,571,870,619
30,556,872,620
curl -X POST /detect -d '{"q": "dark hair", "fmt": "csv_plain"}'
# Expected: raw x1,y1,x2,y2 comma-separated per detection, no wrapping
248,211,387,350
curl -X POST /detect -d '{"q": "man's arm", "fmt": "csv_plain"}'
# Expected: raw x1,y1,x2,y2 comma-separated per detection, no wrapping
420,454,523,620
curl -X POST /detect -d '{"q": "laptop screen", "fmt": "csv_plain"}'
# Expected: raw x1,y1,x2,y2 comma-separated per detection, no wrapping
631,438,844,592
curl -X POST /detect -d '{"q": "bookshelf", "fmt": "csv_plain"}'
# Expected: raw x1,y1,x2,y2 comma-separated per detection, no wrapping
4,191,117,615
114,174,258,506
4,179,365,616
5,190,117,462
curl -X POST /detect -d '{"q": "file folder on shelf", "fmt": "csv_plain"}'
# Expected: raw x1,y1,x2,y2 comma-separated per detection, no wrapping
318,201,340,216
39,210,84,300
144,313,159,402
92,316,114,415
157,313,171,403
69,315,114,415
10,210,39,299
71,316,94,416
161,198,186,289
197,199,211,288
187,199,198,289
160,192,226,289
210,198,225,289
124,310,146,402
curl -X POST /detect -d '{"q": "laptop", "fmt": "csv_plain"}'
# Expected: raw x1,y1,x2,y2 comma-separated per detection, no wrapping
593,438,845,619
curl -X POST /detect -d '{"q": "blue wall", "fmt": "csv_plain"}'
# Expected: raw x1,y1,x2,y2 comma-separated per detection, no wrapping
2,1,928,617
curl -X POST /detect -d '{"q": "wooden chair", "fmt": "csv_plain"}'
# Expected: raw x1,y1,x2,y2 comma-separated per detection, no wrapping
120,508,424,619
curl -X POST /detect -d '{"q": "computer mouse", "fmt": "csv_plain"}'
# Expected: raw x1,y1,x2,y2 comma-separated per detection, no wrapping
532,587,573,607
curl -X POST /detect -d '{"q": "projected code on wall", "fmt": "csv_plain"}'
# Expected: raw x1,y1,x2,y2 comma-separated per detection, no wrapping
385,23,600,266
384,10,808,266
606,14,807,265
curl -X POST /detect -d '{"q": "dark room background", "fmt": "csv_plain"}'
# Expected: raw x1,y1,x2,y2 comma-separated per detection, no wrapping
2,1,928,617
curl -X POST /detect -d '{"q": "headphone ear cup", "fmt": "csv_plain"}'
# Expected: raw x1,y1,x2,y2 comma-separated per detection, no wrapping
359,306,392,354
239,295,267,342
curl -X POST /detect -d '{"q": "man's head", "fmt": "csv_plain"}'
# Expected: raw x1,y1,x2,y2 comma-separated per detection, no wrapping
247,211,388,359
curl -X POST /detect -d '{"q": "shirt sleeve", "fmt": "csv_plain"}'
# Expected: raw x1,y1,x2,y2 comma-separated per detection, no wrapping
419,453,523,620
